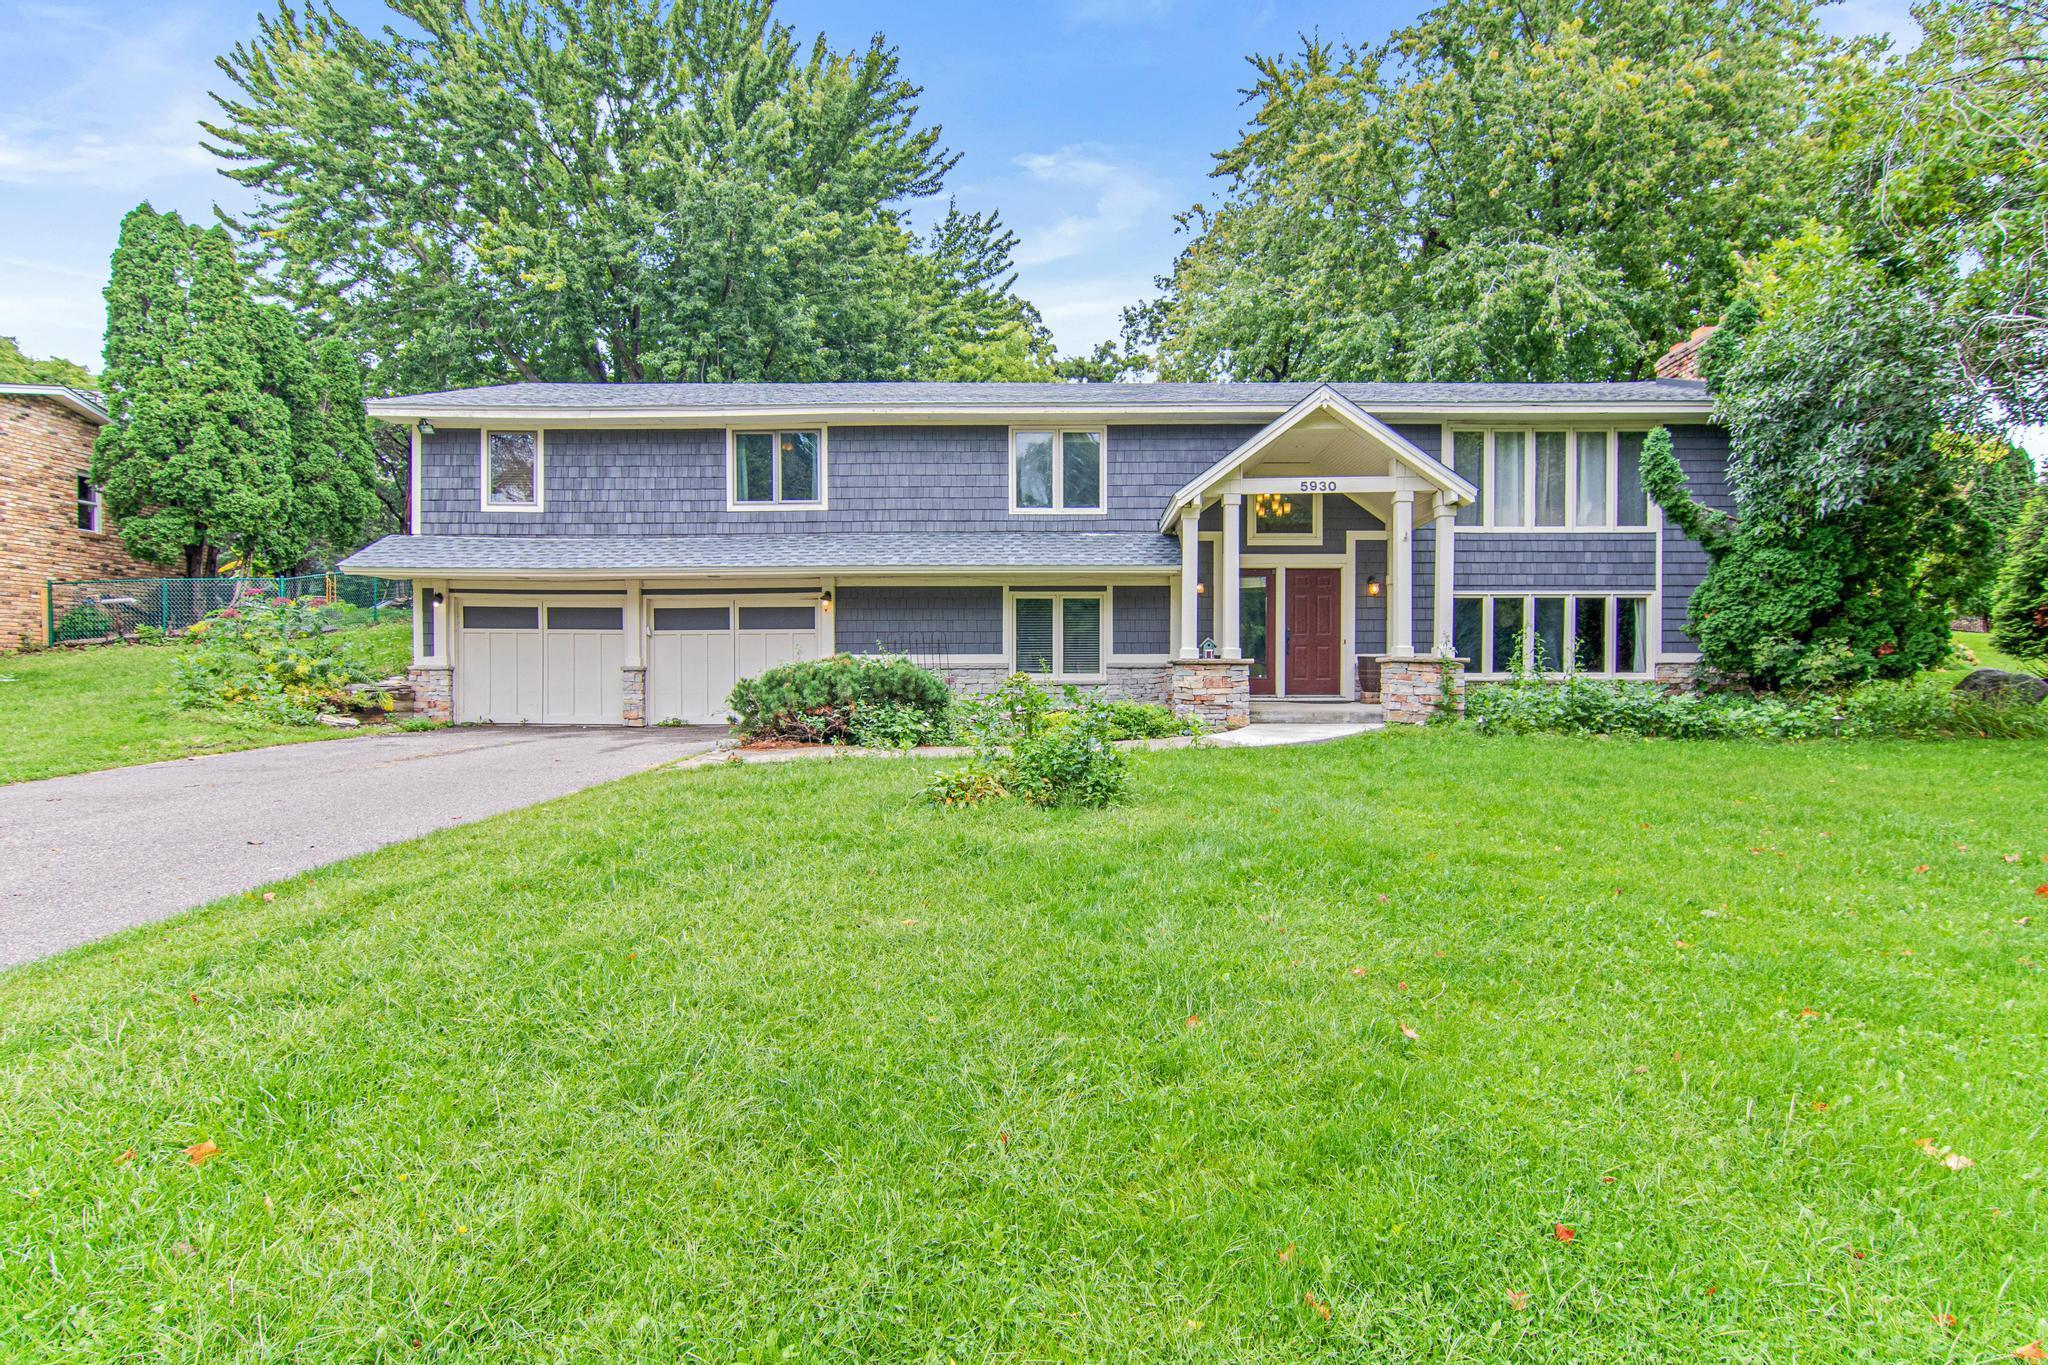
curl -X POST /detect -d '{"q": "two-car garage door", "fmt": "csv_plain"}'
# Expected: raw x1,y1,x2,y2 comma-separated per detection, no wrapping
454,597,819,726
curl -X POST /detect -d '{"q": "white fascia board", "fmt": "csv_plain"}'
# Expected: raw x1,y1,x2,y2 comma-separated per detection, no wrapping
0,384,109,425
336,562,1178,581
366,400,1715,427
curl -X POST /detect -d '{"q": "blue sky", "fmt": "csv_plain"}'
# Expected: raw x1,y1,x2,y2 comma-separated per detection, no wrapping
2,0,1917,373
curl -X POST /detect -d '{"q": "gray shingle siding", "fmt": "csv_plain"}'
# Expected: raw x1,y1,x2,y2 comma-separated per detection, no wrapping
1113,585,1171,655
1660,424,1732,650
420,423,1257,537
1414,525,1437,649
1355,539,1388,654
836,586,1003,656
1453,533,1658,591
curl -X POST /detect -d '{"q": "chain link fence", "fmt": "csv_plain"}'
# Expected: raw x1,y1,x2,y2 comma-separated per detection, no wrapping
45,573,412,645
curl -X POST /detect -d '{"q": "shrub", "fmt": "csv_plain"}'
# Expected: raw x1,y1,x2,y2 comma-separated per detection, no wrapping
727,655,951,742
1098,698,1193,740
54,603,113,642
1010,699,1132,808
848,700,951,749
1463,672,2048,741
1990,492,2048,669
171,597,382,725
955,672,1058,743
922,755,1008,808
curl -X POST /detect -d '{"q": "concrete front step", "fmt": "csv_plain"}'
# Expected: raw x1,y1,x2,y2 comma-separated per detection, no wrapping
1249,699,1387,724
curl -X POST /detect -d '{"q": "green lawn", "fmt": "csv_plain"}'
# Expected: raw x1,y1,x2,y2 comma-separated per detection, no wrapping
3,733,2045,1360
0,618,412,785
1951,629,2038,678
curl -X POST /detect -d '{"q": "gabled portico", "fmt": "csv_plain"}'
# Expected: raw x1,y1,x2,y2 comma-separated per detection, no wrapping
1161,386,1477,707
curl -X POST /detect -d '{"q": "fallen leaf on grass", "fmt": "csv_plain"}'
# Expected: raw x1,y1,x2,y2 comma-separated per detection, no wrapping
1553,1224,1576,1243
1185,1014,1201,1029
1942,1151,1975,1171
2005,854,2023,864
113,1149,135,1167
184,1140,219,1167
1800,1007,1821,1018
173,1240,196,1258
1507,1288,1531,1312
998,1131,1010,1147
262,892,275,903
1303,1291,1331,1320
2037,886,2048,898
1933,1313,1957,1329
1812,1100,1829,1112
1914,1138,1975,1170
1398,1023,1420,1041
1675,939,1693,949
1914,865,1931,873
1600,1174,1617,1184
2014,1344,2046,1362
1277,1243,1296,1264
1351,967,1367,977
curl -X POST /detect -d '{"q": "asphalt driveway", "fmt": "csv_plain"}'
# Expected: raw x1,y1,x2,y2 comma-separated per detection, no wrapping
0,726,722,968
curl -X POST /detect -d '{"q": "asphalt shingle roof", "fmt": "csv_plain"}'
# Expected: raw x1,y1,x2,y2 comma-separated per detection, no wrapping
340,532,1183,574
368,379,1709,414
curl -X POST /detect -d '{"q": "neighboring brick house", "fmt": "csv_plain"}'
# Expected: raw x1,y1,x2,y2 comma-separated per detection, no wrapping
0,385,163,649
342,379,1730,728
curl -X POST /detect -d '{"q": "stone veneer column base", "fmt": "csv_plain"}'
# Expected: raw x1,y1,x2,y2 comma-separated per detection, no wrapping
1379,655,1463,725
621,665,647,727
406,665,453,723
1169,659,1251,730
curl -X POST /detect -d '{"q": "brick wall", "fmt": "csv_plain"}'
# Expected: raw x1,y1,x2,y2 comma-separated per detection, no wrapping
0,395,166,649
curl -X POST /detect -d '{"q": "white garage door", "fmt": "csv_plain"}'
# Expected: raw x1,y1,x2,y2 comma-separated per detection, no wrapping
456,601,625,725
648,600,820,725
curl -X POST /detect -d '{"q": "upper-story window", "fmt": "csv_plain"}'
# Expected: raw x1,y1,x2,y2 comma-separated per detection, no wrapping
75,475,101,532
1248,491,1321,544
1448,429,1653,530
483,430,543,512
1011,428,1104,513
731,429,825,509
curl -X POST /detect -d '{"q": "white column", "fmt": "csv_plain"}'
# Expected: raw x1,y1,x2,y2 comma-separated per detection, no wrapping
623,580,643,667
1389,491,1415,656
1432,501,1456,656
1178,507,1201,658
1220,494,1243,659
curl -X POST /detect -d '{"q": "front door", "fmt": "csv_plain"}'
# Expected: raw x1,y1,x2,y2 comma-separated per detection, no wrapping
1240,570,1276,695
1284,568,1342,695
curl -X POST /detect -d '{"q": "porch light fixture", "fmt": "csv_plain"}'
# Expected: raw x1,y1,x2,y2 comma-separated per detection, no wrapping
417,419,436,436
819,590,833,611
1195,581,1205,594
1366,576,1381,597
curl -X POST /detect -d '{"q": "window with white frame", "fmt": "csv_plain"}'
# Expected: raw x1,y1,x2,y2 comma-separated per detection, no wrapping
75,475,101,532
731,430,824,507
1012,592,1103,678
1448,429,1655,530
483,430,542,510
1012,429,1103,512
1451,593,1650,675
1248,491,1320,543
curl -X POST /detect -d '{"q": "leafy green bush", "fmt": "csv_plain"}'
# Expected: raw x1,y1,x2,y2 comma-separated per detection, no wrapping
848,700,951,749
930,678,1133,810
727,655,951,742
54,603,114,642
171,598,383,725
1464,673,2048,740
922,755,1009,808
1098,698,1196,740
1010,701,1132,808
955,672,1057,744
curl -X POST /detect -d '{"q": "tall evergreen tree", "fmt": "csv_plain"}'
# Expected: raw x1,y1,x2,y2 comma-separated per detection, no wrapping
1990,492,2048,667
91,203,381,576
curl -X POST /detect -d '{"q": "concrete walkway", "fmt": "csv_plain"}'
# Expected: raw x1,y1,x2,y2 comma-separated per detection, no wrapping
0,726,721,968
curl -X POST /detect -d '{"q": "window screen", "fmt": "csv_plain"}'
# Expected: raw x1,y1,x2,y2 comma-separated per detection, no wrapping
1061,597,1102,675
1576,431,1609,526
464,605,539,630
1535,432,1568,526
1453,597,1485,669
1452,432,1484,526
652,606,730,631
1014,597,1054,674
548,606,623,630
738,605,816,631
1616,432,1649,526
1493,432,1526,526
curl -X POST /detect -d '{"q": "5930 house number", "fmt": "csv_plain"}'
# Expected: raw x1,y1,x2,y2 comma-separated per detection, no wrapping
1293,478,1341,492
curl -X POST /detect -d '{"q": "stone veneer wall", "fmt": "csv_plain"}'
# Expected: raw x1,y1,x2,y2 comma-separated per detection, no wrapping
1169,660,1251,730
1654,660,1699,689
1,394,165,648
1379,656,1464,725
408,665,453,722
621,665,647,726
941,665,1170,703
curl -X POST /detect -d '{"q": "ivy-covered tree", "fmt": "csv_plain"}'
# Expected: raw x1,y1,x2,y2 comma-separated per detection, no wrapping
1990,492,2048,667
1643,231,1995,689
1130,0,1843,381
204,0,1050,390
91,203,382,576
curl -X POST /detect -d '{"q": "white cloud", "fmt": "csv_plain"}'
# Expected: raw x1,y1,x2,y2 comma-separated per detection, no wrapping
1008,145,1172,268
1025,272,1159,351
1818,0,1922,43
0,105,216,189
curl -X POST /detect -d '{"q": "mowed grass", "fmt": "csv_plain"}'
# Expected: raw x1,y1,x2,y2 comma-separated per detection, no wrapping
2,733,2045,1361
0,618,411,785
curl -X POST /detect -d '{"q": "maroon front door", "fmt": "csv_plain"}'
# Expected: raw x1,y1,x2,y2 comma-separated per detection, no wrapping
1285,568,1342,695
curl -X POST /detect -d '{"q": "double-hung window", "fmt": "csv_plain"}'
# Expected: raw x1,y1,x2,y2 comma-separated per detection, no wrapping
1451,593,1652,675
1012,429,1104,513
1012,592,1104,679
75,475,101,532
482,430,543,511
731,430,825,508
1449,429,1656,529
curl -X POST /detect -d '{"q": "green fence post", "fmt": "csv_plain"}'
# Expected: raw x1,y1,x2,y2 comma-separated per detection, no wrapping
159,579,170,630
45,581,53,646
